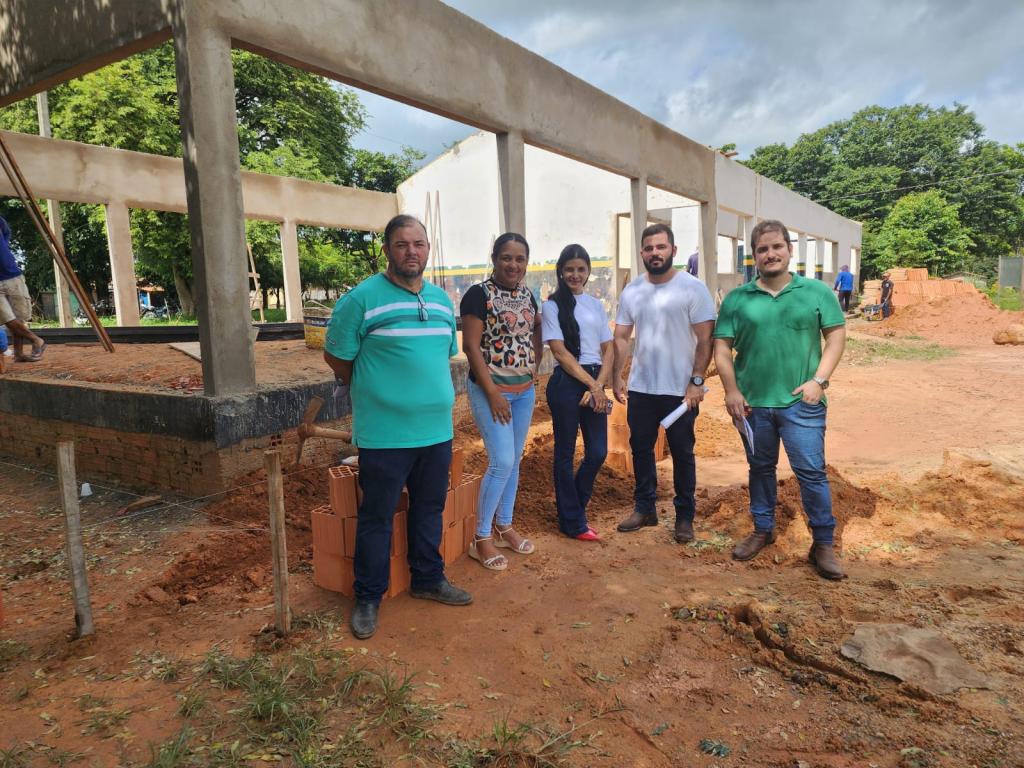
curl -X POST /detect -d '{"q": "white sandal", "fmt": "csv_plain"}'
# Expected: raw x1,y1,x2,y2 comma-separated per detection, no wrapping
469,536,508,571
494,526,535,555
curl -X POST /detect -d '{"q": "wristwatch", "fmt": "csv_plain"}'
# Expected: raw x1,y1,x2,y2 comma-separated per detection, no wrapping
812,376,829,389
689,375,705,387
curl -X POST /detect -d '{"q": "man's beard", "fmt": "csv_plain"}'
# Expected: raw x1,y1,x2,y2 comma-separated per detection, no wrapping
390,261,426,278
645,255,674,276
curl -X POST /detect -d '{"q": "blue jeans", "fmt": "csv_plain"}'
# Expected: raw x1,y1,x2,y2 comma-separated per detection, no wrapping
627,391,698,522
745,400,835,543
467,379,535,537
355,440,451,603
546,365,608,536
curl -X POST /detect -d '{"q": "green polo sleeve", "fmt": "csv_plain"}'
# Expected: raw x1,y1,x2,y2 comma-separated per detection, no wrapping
817,283,846,328
713,292,737,339
324,291,364,360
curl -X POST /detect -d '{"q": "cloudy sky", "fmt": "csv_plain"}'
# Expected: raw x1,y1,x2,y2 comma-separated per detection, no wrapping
349,0,1024,163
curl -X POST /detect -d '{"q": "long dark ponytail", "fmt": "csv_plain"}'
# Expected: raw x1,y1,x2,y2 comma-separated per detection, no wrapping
551,244,591,360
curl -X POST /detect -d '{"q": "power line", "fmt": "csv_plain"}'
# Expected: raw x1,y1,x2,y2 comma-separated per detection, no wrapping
811,168,1024,205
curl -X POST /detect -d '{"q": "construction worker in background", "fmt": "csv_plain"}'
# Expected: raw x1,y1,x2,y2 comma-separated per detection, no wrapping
833,264,855,312
323,214,472,640
879,271,894,318
686,249,699,277
0,215,47,362
713,219,847,580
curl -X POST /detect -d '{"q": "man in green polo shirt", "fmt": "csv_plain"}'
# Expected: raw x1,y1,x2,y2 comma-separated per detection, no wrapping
713,219,847,580
324,214,472,639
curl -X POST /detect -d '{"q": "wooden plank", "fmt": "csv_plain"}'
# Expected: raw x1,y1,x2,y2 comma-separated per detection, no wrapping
56,441,94,637
265,449,291,634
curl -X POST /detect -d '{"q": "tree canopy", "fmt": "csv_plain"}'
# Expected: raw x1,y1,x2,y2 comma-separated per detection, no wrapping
744,104,1024,278
0,42,421,314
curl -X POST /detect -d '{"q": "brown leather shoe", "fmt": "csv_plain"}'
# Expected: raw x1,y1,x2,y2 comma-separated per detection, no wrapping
808,543,844,580
617,510,659,532
673,518,694,543
731,530,776,561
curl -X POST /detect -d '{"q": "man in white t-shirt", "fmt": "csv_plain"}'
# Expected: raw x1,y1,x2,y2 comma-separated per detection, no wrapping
612,224,717,542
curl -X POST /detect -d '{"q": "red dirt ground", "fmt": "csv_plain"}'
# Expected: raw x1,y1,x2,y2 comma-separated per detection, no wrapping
2,317,1024,767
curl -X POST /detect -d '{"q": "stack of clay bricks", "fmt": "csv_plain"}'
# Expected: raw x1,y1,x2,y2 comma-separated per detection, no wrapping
861,267,978,309
310,448,481,599
605,399,667,474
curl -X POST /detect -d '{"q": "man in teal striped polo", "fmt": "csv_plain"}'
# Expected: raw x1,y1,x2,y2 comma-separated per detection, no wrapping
324,214,472,639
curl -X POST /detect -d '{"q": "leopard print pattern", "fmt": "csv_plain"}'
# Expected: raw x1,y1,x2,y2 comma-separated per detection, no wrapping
481,278,536,389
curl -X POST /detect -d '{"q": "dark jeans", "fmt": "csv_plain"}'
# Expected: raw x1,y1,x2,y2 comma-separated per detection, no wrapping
354,440,451,603
745,400,835,543
546,365,608,536
881,298,892,318
838,290,852,311
626,391,698,522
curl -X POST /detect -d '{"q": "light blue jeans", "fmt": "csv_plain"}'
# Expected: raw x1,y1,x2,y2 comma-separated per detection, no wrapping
467,379,535,537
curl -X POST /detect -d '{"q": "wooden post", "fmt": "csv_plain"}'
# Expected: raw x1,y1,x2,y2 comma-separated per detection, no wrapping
56,441,94,637
265,449,290,634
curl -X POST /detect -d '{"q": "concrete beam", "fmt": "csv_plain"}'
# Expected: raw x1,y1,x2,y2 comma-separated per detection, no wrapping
815,237,825,280
496,130,525,234
103,202,141,326
0,132,397,230
35,93,73,326
0,1,171,106
797,232,807,276
630,176,647,280
172,3,255,396
280,219,303,323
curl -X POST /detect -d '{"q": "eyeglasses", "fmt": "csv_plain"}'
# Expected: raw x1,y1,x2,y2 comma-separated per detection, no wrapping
415,292,427,322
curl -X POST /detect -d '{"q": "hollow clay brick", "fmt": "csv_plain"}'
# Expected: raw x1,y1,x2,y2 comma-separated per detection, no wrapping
449,447,465,489
328,465,358,517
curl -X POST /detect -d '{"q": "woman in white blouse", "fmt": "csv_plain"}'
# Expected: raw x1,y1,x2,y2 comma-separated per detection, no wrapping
541,244,614,541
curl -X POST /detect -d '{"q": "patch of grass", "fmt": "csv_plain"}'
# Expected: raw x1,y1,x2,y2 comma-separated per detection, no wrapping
292,610,342,636
176,689,206,719
145,728,194,768
0,744,30,768
986,285,1022,311
0,640,28,673
687,532,734,552
41,748,87,767
359,667,438,745
845,337,955,365
81,706,132,735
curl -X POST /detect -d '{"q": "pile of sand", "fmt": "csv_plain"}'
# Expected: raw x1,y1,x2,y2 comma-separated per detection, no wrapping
861,292,1021,346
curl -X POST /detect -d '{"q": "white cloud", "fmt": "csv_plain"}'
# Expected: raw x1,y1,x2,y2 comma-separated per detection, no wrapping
353,0,1024,160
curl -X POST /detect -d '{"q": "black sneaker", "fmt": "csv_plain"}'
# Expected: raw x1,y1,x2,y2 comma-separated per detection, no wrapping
351,600,379,639
409,579,473,606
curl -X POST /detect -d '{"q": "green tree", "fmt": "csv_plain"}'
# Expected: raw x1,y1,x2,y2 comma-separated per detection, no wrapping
874,191,973,276
0,42,420,313
742,103,1024,278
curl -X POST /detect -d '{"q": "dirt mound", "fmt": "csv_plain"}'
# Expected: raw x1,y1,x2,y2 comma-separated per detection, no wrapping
698,465,878,551
149,464,328,601
896,450,1024,539
861,292,1021,346
460,401,740,534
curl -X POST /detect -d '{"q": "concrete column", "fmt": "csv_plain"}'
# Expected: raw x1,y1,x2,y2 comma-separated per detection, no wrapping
280,219,303,323
103,202,140,327
629,176,647,280
496,130,526,234
742,215,755,282
172,4,256,395
36,92,73,327
699,202,718,296
815,238,826,280
797,232,807,276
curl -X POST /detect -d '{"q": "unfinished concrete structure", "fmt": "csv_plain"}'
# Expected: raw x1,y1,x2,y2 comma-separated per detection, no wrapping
1,0,860,492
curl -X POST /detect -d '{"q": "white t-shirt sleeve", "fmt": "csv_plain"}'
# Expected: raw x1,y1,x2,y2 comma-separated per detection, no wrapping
541,299,563,343
689,281,718,324
614,286,635,326
596,298,613,342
